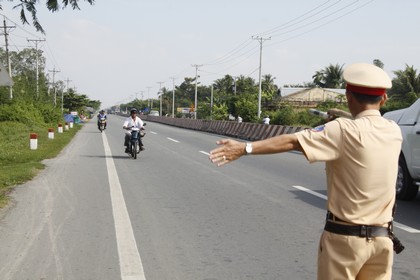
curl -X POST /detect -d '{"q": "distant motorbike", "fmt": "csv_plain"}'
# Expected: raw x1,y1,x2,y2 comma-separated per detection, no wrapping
98,117,107,132
127,125,146,159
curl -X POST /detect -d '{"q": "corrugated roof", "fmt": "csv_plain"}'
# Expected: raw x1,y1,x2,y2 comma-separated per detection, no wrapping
279,87,346,102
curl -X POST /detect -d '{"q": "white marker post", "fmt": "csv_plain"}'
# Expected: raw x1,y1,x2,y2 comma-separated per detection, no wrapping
30,133,38,150
58,123,63,133
48,128,54,139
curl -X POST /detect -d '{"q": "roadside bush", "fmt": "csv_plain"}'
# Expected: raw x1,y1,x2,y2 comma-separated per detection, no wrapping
0,100,45,127
271,105,296,125
37,103,62,123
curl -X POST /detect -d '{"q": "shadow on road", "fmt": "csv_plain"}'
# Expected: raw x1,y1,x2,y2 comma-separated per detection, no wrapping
289,189,326,212
80,154,132,160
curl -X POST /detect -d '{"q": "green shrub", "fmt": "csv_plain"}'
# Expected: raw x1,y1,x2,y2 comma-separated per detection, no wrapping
271,105,296,125
0,100,45,126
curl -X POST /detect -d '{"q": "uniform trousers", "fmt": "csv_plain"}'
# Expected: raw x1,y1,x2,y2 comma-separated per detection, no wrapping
317,230,393,280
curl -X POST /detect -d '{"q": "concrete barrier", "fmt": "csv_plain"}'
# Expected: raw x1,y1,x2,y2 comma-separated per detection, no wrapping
249,124,269,141
144,116,308,140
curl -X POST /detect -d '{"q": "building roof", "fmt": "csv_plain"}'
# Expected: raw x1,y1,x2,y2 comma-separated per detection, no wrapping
280,87,346,102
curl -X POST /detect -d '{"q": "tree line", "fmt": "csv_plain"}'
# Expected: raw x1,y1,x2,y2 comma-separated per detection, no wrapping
121,60,419,126
0,47,101,125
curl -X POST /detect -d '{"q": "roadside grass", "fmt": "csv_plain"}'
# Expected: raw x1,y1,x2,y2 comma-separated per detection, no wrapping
0,121,83,208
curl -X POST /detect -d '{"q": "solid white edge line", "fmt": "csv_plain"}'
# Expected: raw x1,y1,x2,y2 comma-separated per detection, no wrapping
292,185,420,234
167,137,180,143
102,133,146,280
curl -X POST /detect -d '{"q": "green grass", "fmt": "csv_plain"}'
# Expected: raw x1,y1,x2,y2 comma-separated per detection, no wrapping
0,121,83,208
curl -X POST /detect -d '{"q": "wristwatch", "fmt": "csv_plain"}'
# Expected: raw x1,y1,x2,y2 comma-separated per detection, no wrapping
245,143,253,155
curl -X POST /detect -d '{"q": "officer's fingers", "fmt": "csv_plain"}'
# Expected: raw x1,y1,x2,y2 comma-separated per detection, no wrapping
215,139,231,145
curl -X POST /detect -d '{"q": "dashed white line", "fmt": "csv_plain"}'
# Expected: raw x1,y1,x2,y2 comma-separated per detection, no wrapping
150,131,157,135
293,185,327,200
167,137,179,143
292,185,420,233
393,222,420,233
200,151,210,156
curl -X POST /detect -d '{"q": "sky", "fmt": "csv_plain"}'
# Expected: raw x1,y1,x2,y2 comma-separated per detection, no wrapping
1,0,419,109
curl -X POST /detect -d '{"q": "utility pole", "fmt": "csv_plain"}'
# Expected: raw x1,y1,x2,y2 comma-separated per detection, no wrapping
192,64,202,119
49,67,60,106
210,84,214,120
27,38,46,98
146,86,152,111
2,17,15,99
252,36,271,118
170,77,176,118
157,81,164,116
64,78,72,114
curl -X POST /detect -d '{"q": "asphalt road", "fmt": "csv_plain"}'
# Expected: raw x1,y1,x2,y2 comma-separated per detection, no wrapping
0,115,419,280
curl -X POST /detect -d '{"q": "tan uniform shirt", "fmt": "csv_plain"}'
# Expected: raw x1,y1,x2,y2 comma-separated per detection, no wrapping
295,110,402,225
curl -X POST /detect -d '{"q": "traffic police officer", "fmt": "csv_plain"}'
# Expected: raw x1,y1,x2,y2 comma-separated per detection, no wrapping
209,63,402,280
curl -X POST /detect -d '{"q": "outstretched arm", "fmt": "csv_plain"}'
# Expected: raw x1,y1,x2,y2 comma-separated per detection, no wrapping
209,134,303,167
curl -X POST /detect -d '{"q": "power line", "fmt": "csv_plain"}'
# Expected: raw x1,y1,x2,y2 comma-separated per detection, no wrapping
265,0,375,49
255,0,340,37
201,0,374,83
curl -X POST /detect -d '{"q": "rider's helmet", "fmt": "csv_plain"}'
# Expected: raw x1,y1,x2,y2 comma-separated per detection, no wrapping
100,110,105,113
130,108,137,114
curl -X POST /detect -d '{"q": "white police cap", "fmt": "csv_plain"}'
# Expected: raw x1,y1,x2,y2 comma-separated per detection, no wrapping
343,63,392,96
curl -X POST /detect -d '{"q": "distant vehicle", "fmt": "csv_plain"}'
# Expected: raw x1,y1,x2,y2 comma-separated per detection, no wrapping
149,110,160,116
383,98,420,200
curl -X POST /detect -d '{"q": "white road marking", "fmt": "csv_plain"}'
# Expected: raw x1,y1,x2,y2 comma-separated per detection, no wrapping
150,131,157,135
102,133,146,280
393,222,420,233
200,151,210,156
292,185,420,233
167,137,179,143
293,185,327,200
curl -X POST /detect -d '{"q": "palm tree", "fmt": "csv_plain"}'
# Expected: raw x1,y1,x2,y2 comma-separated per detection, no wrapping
373,59,384,69
261,74,278,102
312,63,344,88
213,75,235,96
389,64,420,102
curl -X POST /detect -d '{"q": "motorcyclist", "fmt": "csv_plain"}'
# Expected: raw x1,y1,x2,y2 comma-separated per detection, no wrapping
123,108,145,153
97,110,107,130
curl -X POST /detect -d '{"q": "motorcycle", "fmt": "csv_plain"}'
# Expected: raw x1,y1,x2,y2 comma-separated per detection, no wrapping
127,124,146,159
98,117,106,132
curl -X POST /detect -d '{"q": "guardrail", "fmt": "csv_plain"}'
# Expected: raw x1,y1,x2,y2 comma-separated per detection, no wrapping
142,116,307,140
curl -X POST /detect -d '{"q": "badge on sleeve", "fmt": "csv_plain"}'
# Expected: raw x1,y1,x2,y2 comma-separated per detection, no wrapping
311,125,325,132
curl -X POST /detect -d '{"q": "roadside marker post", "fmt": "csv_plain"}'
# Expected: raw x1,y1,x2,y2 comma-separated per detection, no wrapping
30,133,38,150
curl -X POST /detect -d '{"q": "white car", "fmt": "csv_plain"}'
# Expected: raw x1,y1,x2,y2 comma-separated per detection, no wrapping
383,98,420,200
149,110,160,116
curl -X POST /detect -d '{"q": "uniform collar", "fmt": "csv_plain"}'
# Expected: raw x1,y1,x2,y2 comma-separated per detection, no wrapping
354,109,381,119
